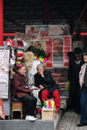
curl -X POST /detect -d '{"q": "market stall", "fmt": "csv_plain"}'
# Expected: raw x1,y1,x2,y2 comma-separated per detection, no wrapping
1,24,71,119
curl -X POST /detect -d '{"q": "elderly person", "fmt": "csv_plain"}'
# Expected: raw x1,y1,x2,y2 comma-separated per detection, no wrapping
77,52,87,127
34,64,60,114
11,63,37,121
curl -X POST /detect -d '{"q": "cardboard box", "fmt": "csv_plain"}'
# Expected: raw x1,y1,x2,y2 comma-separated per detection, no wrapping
42,107,55,120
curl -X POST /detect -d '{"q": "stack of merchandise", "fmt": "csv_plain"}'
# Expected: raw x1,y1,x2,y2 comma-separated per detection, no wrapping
6,38,24,49
6,38,25,77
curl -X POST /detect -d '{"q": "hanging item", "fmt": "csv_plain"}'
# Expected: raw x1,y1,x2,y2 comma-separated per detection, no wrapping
23,52,34,70
6,38,24,49
6,38,12,46
17,38,23,48
17,50,24,64
22,40,30,51
13,38,17,47
11,49,16,60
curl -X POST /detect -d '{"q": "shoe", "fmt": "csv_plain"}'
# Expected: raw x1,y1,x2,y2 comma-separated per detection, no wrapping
25,115,37,121
77,122,87,127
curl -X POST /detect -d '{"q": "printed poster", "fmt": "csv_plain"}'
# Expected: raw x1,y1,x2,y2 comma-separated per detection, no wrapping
64,37,71,67
25,25,71,68
49,25,70,36
52,37,64,67
49,68,68,87
52,36,71,67
49,25,59,36
0,50,10,99
26,41,46,62
58,25,70,36
53,68,68,83
25,25,49,41
27,41,45,51
45,38,53,69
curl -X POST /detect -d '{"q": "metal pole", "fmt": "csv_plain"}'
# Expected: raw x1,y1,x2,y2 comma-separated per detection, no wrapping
72,3,87,38
0,0,3,46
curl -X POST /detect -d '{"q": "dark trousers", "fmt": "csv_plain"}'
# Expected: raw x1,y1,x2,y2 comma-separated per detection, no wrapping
70,79,80,113
18,95,37,116
80,87,87,124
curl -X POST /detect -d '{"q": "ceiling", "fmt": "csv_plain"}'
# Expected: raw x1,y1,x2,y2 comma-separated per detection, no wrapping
3,0,87,34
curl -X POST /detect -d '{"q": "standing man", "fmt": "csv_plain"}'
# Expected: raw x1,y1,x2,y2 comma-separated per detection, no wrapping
11,63,37,121
77,52,87,127
68,47,84,114
34,64,60,114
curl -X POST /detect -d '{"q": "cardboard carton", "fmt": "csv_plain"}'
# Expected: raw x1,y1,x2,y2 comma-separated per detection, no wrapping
42,107,55,120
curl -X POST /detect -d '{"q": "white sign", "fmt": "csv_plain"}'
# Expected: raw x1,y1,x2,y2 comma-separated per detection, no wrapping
0,50,10,99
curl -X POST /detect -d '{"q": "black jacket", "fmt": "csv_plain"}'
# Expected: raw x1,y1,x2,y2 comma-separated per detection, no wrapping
68,55,84,82
34,70,59,94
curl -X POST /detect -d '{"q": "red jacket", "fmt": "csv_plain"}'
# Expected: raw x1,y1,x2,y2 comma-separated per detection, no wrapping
11,72,31,99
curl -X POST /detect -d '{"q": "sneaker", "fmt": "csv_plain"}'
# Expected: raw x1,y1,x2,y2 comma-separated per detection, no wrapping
25,115,37,121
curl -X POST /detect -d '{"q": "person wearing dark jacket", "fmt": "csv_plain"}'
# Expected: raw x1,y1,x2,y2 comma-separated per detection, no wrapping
67,52,74,59
34,64,60,114
68,47,84,114
11,63,37,121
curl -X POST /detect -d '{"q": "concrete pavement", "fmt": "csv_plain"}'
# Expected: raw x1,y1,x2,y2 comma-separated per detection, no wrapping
57,109,87,130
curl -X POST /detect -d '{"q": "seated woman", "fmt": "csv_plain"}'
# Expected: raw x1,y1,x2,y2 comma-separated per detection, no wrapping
34,64,60,114
11,63,37,121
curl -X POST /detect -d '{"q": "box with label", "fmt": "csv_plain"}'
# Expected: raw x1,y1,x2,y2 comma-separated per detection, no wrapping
42,107,55,120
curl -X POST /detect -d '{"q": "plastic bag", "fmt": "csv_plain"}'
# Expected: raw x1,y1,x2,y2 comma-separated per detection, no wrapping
0,99,5,119
65,81,70,92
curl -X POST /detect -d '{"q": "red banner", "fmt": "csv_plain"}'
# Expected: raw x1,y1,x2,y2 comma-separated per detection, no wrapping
45,38,53,69
64,37,71,67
